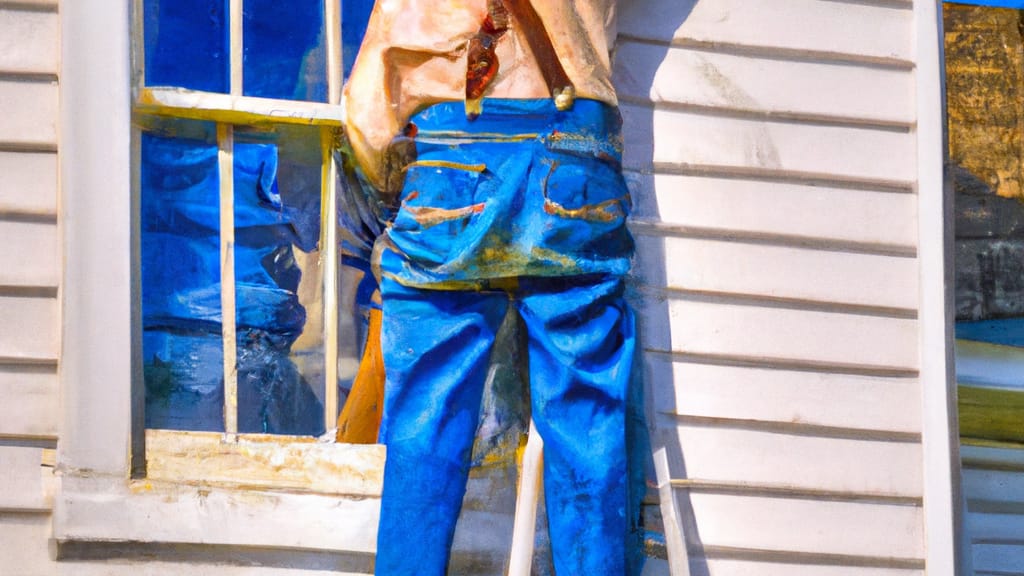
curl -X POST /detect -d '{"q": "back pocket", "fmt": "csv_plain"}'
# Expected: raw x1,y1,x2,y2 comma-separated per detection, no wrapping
390,160,488,266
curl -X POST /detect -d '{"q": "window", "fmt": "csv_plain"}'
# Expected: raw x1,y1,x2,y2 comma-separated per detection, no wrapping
136,0,366,441
55,0,383,558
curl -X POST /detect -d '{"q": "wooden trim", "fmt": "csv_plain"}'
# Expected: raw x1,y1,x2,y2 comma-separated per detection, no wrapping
135,87,345,126
144,429,383,496
217,124,238,436
326,0,342,106
229,0,242,97
913,0,964,574
322,127,340,428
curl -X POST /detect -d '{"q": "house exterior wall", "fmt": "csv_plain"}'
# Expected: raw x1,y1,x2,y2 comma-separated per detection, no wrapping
0,1,60,574
614,0,946,573
0,0,957,574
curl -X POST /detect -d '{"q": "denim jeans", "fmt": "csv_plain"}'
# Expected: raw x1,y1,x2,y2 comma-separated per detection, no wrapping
373,99,642,575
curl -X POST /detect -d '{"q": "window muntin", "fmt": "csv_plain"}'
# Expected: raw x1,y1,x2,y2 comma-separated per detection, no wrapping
134,0,370,438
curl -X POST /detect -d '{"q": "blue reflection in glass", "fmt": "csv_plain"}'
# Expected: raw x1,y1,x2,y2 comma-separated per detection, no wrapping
232,133,325,435
141,126,225,431
142,125,324,434
243,0,327,101
342,0,373,78
144,0,229,93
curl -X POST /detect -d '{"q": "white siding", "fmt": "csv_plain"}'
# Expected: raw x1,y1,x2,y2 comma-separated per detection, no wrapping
615,0,929,572
0,3,61,576
2,0,954,574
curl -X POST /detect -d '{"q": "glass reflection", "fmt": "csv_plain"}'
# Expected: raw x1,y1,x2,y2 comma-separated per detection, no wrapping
141,119,225,431
234,126,326,435
243,0,327,101
144,0,229,93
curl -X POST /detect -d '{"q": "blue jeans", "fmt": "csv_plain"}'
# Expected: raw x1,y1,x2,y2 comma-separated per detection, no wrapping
374,100,642,575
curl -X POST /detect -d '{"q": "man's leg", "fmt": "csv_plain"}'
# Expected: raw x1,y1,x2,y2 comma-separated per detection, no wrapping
517,275,638,575
374,277,507,576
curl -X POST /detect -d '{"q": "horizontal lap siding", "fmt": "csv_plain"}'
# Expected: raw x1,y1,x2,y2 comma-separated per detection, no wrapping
962,446,1024,575
616,0,924,571
0,11,60,576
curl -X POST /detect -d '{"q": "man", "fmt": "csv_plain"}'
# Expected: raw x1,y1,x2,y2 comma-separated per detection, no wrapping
343,1,643,573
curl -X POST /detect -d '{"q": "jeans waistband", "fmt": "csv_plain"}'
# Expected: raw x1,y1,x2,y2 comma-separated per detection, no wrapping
408,99,624,165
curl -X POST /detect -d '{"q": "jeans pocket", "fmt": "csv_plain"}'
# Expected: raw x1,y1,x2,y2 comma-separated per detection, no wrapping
390,161,488,266
541,158,630,224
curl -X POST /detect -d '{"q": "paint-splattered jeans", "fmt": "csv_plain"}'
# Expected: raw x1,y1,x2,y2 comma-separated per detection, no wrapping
373,99,643,576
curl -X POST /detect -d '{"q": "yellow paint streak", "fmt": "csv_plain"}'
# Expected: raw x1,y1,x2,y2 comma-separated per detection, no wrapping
543,194,629,223
404,202,485,227
408,160,487,173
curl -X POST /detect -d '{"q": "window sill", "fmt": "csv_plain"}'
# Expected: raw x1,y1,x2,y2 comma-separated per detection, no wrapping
144,429,384,497
53,432,384,556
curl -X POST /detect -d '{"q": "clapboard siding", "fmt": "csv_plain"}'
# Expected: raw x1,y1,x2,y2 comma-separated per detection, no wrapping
962,445,1024,575
1,221,59,288
616,0,926,571
681,560,922,576
622,105,916,184
664,424,922,497
0,366,58,439
628,174,919,249
0,446,54,512
614,41,915,125
974,544,1024,575
0,295,58,361
0,7,58,76
617,0,913,64
0,151,58,215
638,296,919,370
0,79,57,150
647,356,922,434
0,16,60,576
0,513,57,576
633,235,919,311
678,492,924,559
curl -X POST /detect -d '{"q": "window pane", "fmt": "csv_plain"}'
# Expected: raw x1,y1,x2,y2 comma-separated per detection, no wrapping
234,126,325,435
141,119,225,432
342,0,373,78
144,0,229,93
243,0,327,102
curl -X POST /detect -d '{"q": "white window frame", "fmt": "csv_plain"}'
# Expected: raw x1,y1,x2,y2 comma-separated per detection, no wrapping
54,0,382,559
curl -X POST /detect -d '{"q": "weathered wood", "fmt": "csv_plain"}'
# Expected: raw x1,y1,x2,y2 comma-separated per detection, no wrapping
57,563,368,576
145,430,384,497
648,356,922,434
0,151,56,215
633,235,918,311
637,296,919,371
627,174,918,250
0,79,57,148
0,366,57,438
0,295,58,360
614,41,914,125
617,0,913,64
55,475,380,554
621,105,916,184
0,8,58,75
0,220,58,288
